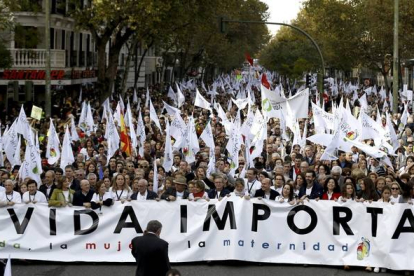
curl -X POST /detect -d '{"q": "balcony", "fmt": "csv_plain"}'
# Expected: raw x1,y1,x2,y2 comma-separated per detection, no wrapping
9,49,66,68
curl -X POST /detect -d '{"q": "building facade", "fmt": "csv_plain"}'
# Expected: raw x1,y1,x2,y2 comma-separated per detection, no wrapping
0,0,160,112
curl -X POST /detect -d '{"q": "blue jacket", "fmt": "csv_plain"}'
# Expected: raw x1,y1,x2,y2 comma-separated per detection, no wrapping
298,182,323,199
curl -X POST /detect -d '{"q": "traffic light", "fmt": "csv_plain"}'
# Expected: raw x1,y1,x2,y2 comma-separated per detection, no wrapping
306,74,311,87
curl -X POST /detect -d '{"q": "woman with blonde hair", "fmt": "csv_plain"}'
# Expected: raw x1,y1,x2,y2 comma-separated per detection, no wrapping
109,174,132,203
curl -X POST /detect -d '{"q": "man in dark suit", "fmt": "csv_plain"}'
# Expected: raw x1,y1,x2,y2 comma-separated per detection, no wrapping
254,178,279,200
39,170,57,200
161,176,189,201
131,220,171,276
131,179,158,200
298,170,323,200
73,179,94,207
65,165,81,191
208,175,231,199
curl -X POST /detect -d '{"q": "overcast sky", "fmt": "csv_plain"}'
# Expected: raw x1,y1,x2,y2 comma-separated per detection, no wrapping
260,0,304,35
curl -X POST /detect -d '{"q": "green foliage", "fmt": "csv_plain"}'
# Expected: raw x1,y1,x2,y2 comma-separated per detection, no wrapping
0,41,13,69
259,0,414,84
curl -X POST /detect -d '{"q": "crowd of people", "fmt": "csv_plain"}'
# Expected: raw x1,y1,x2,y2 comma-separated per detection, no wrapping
0,75,414,273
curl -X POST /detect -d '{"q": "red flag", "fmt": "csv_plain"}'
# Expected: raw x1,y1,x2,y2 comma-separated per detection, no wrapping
261,74,270,89
120,113,132,156
245,52,253,66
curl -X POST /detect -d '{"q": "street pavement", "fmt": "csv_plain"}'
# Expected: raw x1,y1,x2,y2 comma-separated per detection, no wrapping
6,261,409,276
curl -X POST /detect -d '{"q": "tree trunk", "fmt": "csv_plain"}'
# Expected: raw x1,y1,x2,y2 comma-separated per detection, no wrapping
120,41,137,99
134,47,148,89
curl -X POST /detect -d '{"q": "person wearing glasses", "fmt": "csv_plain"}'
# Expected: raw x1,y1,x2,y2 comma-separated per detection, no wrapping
390,182,404,203
131,179,158,201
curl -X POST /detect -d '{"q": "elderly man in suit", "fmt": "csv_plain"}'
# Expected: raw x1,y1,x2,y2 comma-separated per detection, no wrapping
208,175,231,199
254,178,279,200
131,220,171,276
131,179,158,200
161,176,189,201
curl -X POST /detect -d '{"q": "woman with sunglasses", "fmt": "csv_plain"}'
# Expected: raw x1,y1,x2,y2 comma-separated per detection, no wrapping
390,182,404,203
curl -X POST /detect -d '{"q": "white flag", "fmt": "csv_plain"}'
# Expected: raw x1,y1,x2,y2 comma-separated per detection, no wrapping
133,88,138,103
183,116,199,164
78,87,82,103
200,121,214,149
136,111,146,157
163,122,173,172
126,101,138,152
153,160,159,193
149,99,162,132
145,87,150,108
13,136,21,167
15,106,30,140
70,116,79,142
167,86,177,104
163,101,181,116
105,113,120,164
46,118,61,165
194,88,212,112
3,120,19,168
19,129,42,186
387,112,399,153
60,126,74,171
4,255,11,276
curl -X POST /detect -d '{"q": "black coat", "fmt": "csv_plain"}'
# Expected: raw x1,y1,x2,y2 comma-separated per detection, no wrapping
39,184,56,199
72,189,95,206
161,187,189,200
131,190,158,200
131,233,171,276
254,189,279,200
208,188,231,199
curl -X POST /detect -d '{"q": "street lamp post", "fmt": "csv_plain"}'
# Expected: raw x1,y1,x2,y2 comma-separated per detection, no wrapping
220,18,325,105
392,0,399,114
45,0,51,117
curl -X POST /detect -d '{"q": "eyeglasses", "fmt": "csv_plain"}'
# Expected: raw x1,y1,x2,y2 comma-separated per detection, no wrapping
148,184,153,186
391,188,399,190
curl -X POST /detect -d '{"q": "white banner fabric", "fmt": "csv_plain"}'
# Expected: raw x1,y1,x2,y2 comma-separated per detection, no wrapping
0,199,414,270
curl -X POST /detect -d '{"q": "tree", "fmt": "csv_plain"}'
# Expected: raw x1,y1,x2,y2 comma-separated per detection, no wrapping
259,0,414,90
0,0,15,69
71,0,179,101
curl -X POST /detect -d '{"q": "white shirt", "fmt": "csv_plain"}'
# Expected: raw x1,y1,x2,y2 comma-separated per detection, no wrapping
0,191,6,206
390,195,401,204
0,186,5,192
306,187,312,196
176,191,184,200
22,191,47,203
271,186,283,194
137,191,148,201
4,191,21,204
109,187,132,201
275,196,293,203
244,179,261,197
91,192,112,203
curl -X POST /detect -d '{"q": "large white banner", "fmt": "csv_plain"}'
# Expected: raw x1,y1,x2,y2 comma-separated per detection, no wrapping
0,199,414,270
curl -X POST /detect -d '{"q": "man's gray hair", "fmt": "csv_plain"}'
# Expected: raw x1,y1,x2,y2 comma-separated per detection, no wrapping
87,173,97,180
146,220,162,233
331,166,342,175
